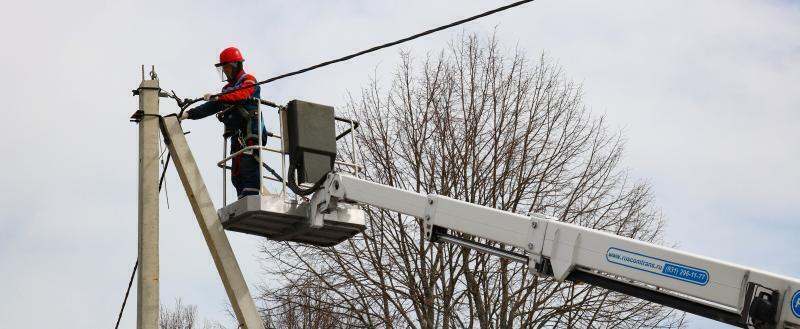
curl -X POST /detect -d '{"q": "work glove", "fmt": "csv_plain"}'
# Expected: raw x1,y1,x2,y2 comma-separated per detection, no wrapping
203,93,218,102
179,112,189,121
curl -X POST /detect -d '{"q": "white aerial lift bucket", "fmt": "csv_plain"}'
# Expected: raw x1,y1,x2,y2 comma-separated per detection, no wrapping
215,99,366,246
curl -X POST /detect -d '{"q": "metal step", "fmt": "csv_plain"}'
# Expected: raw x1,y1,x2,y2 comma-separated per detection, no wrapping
218,194,366,247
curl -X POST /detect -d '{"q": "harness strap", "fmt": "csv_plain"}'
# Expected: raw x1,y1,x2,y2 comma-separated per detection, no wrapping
223,73,251,91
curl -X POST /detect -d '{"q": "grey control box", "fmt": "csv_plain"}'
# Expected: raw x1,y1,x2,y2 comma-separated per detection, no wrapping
284,100,337,183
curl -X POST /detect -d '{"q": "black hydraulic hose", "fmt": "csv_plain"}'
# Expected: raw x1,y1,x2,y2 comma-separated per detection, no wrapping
287,159,327,196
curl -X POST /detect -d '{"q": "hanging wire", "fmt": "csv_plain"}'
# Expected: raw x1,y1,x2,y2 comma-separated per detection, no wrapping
114,260,138,329
158,139,171,209
214,0,536,97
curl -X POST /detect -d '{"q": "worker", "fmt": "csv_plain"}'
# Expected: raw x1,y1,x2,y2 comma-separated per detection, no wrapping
180,46,264,199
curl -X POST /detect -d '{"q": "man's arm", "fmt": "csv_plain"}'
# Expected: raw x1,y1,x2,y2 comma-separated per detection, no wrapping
185,101,226,120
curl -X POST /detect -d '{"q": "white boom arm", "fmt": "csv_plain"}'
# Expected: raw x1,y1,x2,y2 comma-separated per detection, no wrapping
310,173,800,329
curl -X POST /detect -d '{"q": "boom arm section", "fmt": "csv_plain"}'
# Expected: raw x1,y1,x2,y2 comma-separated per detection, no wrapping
311,173,800,329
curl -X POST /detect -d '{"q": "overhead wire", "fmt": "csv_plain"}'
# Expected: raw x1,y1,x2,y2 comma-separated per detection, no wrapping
214,0,536,97
114,260,138,329
117,0,536,326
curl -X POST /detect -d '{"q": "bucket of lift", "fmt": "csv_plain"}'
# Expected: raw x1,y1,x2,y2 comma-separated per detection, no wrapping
217,99,365,247
218,192,365,247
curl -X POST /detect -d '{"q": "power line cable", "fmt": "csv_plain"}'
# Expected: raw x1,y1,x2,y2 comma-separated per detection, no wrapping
215,0,536,97
114,260,138,329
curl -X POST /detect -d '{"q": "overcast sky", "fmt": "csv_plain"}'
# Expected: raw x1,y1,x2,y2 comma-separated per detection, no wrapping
0,1,798,328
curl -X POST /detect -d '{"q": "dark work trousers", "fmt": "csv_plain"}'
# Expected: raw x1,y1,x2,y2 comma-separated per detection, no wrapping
230,138,261,199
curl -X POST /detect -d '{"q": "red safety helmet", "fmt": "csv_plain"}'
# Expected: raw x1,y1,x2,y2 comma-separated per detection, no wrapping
216,47,244,81
216,47,244,67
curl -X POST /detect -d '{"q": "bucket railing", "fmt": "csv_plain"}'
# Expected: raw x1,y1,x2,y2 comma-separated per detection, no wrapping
216,98,361,207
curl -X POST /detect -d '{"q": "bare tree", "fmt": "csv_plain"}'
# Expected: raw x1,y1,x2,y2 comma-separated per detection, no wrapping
261,277,362,329
160,299,227,329
257,33,686,329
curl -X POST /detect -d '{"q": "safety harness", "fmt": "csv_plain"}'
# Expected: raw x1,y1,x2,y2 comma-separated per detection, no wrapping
215,74,266,178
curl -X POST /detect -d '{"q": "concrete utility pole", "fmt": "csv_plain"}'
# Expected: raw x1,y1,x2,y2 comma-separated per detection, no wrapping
136,70,160,329
160,115,266,329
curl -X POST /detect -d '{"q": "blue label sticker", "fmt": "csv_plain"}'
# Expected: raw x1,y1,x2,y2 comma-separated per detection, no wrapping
791,290,800,318
606,247,709,286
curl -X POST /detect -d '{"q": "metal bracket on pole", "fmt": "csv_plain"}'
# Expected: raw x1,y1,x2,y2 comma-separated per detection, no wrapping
160,115,266,329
